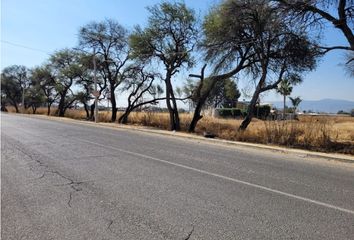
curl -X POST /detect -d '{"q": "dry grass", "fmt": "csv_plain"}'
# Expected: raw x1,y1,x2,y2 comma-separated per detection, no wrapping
5,107,354,155
192,115,354,154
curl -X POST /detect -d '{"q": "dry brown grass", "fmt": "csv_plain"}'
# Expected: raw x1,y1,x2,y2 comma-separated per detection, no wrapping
5,107,354,154
194,115,353,154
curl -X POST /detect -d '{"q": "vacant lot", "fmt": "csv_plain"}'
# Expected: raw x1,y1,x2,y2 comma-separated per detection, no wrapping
7,108,354,154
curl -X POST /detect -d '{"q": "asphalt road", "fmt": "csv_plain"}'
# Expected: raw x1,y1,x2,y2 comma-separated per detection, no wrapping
1,113,354,240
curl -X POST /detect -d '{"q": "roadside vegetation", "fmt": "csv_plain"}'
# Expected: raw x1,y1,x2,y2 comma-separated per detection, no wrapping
5,106,354,155
2,0,353,154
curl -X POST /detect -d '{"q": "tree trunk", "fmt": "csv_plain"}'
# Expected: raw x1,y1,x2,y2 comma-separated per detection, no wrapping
171,100,180,131
188,80,215,132
58,99,65,117
188,101,203,133
1,105,8,112
239,93,258,131
10,99,19,113
118,111,129,124
57,92,67,117
58,108,65,117
83,102,89,119
13,103,19,113
32,105,37,114
239,59,270,131
47,103,51,116
165,86,174,130
110,86,117,122
188,65,244,132
283,95,286,120
165,73,180,131
90,103,95,120
239,78,264,131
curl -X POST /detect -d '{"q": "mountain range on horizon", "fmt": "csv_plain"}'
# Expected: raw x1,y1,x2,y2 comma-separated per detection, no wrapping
269,98,354,113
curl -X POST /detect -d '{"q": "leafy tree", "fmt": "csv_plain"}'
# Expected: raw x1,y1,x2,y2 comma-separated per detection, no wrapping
74,53,100,120
187,0,266,133
25,84,46,114
1,65,30,112
48,49,81,117
337,110,349,114
277,79,295,118
207,78,241,108
188,0,317,131
1,92,8,112
76,52,110,120
185,77,241,109
75,91,91,118
211,0,318,130
78,19,129,122
31,66,58,115
289,96,302,114
1,73,21,112
130,1,198,131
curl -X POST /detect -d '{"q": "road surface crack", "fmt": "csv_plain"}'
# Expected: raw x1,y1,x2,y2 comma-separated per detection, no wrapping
13,143,46,167
184,226,194,240
67,192,74,207
45,171,84,208
107,219,114,232
6,131,87,209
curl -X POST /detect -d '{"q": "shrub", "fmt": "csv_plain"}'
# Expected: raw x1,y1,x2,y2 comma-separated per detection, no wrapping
253,105,271,120
217,108,244,118
218,105,270,119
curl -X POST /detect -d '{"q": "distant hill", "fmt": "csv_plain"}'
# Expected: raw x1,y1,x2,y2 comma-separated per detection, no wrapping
270,99,354,113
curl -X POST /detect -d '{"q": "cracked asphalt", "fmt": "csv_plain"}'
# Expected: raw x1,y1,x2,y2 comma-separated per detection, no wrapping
1,113,354,240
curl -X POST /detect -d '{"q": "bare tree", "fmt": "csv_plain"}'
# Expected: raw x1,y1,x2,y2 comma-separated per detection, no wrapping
118,65,163,124
275,0,354,55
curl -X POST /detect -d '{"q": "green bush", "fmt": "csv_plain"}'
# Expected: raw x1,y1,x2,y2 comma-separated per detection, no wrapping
217,108,244,118
217,105,270,119
253,105,271,119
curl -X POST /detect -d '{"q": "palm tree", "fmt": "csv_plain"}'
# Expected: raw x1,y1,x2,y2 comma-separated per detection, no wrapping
277,79,293,120
289,96,302,114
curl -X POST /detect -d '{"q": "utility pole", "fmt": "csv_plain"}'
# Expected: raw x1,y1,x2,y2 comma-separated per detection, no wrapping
93,48,99,123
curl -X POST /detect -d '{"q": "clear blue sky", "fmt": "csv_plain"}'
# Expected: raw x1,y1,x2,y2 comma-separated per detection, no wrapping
1,0,353,103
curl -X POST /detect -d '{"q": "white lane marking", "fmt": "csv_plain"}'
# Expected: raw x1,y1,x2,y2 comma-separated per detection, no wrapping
78,138,354,215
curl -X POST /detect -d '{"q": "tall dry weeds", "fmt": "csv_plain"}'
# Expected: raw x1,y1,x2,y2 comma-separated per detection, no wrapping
5,107,353,154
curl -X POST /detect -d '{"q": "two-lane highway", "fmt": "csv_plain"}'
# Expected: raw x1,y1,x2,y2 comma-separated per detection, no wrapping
1,114,354,239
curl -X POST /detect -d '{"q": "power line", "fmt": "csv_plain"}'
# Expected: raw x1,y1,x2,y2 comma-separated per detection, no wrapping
1,38,262,58
1,40,50,55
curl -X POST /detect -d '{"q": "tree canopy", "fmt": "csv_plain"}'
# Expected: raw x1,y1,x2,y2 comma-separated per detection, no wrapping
79,19,130,122
3,0,348,135
130,1,198,130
